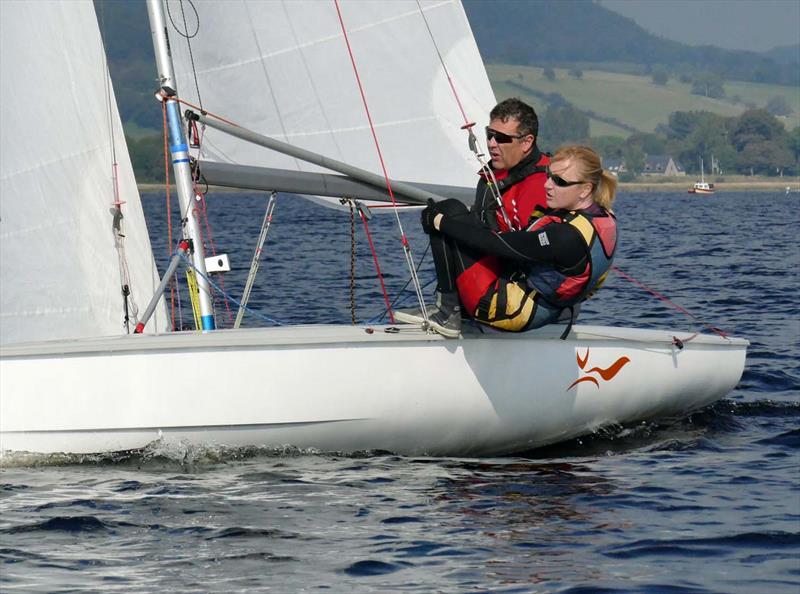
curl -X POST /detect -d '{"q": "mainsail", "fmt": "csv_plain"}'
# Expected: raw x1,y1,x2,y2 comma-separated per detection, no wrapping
166,0,497,194
0,0,166,345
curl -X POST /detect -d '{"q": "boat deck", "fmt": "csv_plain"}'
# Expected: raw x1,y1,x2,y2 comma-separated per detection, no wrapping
0,323,749,358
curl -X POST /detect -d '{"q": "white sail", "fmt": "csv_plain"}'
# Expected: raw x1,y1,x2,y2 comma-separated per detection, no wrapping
0,0,166,345
167,0,496,190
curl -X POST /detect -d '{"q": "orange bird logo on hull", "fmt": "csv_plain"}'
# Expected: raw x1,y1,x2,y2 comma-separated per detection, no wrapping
567,347,630,390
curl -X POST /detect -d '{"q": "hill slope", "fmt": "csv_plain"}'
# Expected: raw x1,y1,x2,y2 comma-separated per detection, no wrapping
463,0,798,86
488,65,800,139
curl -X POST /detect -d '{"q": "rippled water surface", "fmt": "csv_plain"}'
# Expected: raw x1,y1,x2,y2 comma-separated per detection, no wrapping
2,191,798,592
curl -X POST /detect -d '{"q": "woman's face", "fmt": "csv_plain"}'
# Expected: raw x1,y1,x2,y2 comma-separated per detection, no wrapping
543,158,594,211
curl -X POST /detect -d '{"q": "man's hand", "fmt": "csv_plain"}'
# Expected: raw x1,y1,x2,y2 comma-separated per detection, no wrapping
421,199,440,234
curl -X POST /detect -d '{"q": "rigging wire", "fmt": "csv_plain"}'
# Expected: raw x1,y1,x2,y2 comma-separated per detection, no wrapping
161,130,223,331
154,3,453,328
166,0,203,110
333,0,428,324
414,0,508,228
193,191,234,327
357,203,394,320
177,252,284,326
377,242,435,323
98,1,141,332
343,198,395,325
162,1,240,327
235,192,278,329
414,0,469,125
189,124,234,327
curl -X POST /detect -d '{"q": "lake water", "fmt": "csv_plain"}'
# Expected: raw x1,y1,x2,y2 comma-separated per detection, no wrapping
1,191,798,593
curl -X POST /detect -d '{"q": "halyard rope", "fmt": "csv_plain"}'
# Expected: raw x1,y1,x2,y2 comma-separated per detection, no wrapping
333,0,427,324
98,2,140,331
414,0,507,228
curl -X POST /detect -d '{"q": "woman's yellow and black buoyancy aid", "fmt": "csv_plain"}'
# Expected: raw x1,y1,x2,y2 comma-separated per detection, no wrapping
468,207,617,333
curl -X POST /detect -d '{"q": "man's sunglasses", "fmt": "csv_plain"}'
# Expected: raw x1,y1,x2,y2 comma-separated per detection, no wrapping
547,167,586,188
485,126,528,144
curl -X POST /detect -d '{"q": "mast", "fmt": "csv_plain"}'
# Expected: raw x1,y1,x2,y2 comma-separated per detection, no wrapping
145,0,215,331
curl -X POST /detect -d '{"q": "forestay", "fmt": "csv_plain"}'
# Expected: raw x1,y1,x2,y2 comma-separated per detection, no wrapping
167,0,497,193
0,1,166,345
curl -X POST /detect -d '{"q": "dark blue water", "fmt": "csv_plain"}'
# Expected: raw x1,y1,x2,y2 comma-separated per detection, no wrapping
2,191,798,592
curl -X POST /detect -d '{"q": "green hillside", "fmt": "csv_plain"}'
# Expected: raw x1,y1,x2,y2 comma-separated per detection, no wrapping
488,64,800,139
465,0,798,87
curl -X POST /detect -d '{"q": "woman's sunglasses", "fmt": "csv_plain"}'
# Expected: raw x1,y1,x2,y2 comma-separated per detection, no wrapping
547,167,586,188
485,126,528,144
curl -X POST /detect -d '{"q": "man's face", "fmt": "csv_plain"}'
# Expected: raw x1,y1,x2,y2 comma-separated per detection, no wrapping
485,117,534,170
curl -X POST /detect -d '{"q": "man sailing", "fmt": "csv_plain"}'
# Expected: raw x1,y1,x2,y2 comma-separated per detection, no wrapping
396,98,551,329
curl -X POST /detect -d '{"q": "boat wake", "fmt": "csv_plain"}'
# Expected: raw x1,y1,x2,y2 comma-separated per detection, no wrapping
0,438,402,470
3,398,794,468
0,441,321,470
522,398,799,458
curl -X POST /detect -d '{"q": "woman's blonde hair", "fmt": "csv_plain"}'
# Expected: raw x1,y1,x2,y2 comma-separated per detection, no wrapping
552,145,617,210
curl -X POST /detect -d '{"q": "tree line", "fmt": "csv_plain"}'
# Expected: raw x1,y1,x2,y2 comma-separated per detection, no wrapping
595,109,798,179
535,102,798,179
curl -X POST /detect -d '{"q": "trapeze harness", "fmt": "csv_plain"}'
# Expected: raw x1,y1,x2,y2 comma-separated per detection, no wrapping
456,207,618,336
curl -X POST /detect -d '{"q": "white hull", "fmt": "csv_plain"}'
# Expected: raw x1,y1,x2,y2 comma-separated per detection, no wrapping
689,186,715,195
0,324,747,457
689,159,714,194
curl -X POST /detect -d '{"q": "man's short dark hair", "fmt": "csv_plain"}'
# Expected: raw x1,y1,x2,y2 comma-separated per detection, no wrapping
490,98,538,138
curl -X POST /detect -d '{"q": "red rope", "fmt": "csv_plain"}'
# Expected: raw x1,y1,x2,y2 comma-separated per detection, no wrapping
167,94,239,127
334,0,397,317
188,122,233,327
359,210,395,323
611,265,729,338
334,1,400,211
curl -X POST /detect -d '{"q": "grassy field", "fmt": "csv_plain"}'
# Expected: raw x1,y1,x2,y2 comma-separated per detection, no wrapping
487,64,800,138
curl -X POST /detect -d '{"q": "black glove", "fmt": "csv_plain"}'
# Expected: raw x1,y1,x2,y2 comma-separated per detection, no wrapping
421,199,440,235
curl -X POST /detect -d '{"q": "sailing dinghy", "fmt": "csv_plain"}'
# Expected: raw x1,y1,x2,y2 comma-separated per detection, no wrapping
0,1,747,458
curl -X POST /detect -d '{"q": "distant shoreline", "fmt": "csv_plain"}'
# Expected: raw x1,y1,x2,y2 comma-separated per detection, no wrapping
138,178,800,194
619,179,799,192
